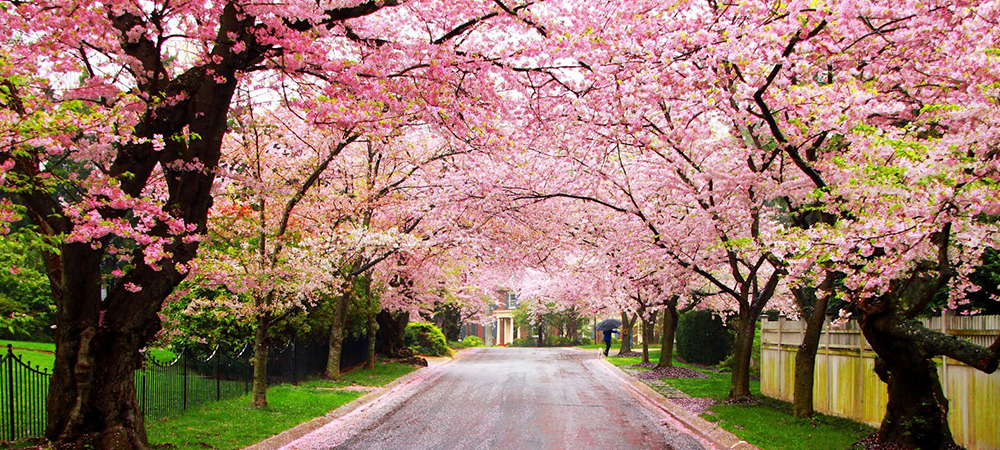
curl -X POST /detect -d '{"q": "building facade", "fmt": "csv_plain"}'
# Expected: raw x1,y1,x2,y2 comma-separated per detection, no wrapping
460,290,526,346
493,291,523,345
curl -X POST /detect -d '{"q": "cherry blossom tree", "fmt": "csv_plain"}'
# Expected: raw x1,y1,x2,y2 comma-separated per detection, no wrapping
193,99,360,406
689,1,1000,444
0,0,560,445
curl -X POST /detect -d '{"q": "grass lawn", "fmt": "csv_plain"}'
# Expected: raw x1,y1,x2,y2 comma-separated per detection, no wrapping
146,361,417,450
1,340,55,372
314,361,416,388
657,361,873,450
146,384,362,450
605,349,663,366
585,341,872,449
1,340,57,353
2,340,179,370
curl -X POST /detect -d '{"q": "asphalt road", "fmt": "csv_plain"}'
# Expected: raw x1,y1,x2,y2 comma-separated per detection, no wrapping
281,347,708,450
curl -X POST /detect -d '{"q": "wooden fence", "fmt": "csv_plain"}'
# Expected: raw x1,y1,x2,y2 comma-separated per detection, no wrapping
761,315,1000,450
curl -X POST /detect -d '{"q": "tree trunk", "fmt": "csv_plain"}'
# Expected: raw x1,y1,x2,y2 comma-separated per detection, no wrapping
792,288,829,418
251,313,269,407
861,314,954,449
536,316,544,347
658,305,679,368
375,310,409,357
567,317,579,342
618,312,636,355
365,311,376,370
47,331,149,449
728,313,757,400
325,294,348,378
44,243,176,449
433,304,461,342
639,307,650,363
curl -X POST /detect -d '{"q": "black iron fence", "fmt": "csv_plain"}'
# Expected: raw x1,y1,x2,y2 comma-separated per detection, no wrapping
1,339,328,443
0,345,49,443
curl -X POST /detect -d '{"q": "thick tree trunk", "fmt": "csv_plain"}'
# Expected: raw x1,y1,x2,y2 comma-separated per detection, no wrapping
325,295,348,378
792,290,829,418
728,314,757,400
47,331,149,449
375,310,409,357
618,312,636,355
46,268,152,449
658,305,679,368
251,313,269,407
861,314,954,449
45,244,176,449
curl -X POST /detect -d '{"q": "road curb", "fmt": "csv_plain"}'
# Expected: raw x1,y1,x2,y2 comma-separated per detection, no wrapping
592,352,757,450
243,349,475,450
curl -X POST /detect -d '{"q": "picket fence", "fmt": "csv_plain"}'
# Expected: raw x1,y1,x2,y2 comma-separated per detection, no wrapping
761,315,1000,450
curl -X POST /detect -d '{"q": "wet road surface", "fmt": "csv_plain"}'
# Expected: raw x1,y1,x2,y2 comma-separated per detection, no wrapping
281,347,708,450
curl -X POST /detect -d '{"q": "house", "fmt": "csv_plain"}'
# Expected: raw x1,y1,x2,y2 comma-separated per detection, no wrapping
493,291,522,346
459,290,526,346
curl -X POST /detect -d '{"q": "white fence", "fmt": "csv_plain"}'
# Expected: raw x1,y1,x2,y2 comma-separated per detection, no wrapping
761,315,1000,450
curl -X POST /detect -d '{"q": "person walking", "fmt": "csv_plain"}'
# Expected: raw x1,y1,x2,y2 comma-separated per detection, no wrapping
602,328,619,357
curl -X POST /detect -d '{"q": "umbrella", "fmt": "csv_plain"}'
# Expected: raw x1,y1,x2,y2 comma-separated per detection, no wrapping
596,318,622,332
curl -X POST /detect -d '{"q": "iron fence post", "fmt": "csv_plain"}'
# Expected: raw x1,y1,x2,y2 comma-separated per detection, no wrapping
215,351,221,402
292,335,298,386
141,366,147,416
182,348,188,411
6,345,15,441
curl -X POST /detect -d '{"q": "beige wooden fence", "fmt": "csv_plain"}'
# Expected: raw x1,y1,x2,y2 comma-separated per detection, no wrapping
761,315,1000,450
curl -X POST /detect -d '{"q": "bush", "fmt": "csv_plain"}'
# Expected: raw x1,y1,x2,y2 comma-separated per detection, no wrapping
461,335,484,347
676,310,731,365
403,322,451,357
579,338,593,346
510,337,535,347
544,335,574,346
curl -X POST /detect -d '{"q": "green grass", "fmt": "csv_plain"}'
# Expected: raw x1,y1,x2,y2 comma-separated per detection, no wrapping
705,399,873,450
1,341,55,372
146,384,363,450
1,339,178,370
665,370,759,398
146,361,417,450
336,362,416,387
653,359,873,450
1,339,55,353
605,347,663,367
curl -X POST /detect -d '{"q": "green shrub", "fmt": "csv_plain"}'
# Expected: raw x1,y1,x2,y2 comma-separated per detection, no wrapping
511,337,535,347
676,310,731,365
461,335,484,347
579,337,593,346
403,322,451,356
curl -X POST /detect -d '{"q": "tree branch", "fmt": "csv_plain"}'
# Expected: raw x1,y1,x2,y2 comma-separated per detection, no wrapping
899,320,999,373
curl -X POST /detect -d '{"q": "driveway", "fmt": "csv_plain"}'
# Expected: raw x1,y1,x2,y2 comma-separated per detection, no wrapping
280,347,708,450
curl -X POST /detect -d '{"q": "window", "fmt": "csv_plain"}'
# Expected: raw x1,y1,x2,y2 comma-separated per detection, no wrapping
505,292,519,309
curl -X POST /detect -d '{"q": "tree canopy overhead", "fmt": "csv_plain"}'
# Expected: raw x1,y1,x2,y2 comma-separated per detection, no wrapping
2,0,1000,449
